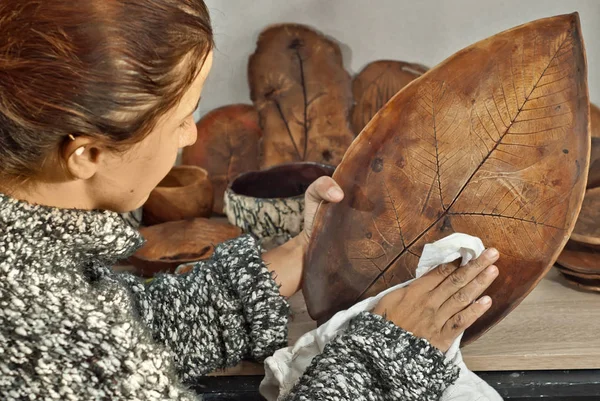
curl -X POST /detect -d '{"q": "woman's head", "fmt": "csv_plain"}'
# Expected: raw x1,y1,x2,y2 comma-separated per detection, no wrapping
0,0,213,212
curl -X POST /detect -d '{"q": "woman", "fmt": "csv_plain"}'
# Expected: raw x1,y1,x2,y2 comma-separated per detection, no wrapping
0,1,500,400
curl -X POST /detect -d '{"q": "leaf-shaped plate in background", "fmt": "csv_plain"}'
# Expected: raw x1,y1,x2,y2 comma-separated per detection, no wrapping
181,104,261,214
592,103,600,138
352,61,428,134
248,24,355,169
570,187,600,247
304,14,589,344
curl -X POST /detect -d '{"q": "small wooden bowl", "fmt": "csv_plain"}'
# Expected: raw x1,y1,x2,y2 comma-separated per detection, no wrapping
224,162,335,244
143,166,214,225
129,218,241,277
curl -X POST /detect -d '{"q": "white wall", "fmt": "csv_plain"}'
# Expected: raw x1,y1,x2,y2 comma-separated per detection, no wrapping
196,0,600,121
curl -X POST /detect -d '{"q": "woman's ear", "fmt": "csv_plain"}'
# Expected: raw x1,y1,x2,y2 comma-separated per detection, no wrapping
62,136,102,180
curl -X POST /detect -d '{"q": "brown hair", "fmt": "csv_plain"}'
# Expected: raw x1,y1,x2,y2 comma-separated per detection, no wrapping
0,0,213,181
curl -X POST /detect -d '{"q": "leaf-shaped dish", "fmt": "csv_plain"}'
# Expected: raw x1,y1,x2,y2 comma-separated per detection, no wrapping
304,14,589,343
181,104,262,214
248,24,355,169
352,61,428,134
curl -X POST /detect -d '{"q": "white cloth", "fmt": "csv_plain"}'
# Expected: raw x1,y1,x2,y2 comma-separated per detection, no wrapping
260,233,503,401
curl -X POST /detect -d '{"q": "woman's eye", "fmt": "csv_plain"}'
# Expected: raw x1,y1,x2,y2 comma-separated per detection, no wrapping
179,119,191,129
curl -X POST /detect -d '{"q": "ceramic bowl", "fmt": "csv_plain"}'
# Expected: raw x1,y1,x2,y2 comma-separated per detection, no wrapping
224,162,335,246
129,218,241,277
143,166,213,226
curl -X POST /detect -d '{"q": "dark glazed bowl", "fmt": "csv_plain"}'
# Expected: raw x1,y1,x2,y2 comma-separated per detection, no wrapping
224,162,335,246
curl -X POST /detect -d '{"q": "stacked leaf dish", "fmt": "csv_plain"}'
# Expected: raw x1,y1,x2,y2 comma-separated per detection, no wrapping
555,104,600,292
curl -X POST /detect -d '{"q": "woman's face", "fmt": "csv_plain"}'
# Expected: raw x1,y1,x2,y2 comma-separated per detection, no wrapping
93,52,214,213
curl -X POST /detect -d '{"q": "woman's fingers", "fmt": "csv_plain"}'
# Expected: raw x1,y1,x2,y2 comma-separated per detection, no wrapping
305,176,343,205
436,264,499,323
431,248,499,304
417,261,460,290
442,295,493,335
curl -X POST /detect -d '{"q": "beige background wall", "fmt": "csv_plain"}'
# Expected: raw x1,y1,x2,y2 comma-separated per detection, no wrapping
196,0,600,120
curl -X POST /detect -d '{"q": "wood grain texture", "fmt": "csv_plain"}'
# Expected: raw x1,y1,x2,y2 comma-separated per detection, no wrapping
181,104,261,214
352,61,428,134
303,14,590,344
143,166,213,225
461,268,600,370
248,24,355,169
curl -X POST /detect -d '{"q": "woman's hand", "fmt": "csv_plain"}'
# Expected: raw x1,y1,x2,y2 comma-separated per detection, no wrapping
299,176,344,247
262,176,343,298
372,248,500,352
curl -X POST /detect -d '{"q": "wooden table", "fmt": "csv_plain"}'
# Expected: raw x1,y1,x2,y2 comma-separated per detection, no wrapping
194,267,600,400
211,267,600,377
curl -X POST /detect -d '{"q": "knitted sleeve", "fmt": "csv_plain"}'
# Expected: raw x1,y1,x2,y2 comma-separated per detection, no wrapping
114,235,290,381
283,312,460,401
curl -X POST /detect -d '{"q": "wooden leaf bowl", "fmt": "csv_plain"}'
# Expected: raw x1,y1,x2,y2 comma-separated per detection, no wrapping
303,14,590,344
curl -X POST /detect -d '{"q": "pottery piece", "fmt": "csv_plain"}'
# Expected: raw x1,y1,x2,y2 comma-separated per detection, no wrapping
555,264,600,280
570,187,600,247
143,166,213,226
588,137,600,189
129,218,241,277
120,207,143,229
224,162,335,244
592,103,600,138
559,271,600,292
303,14,589,344
352,60,428,134
557,241,600,274
182,104,262,214
248,24,355,169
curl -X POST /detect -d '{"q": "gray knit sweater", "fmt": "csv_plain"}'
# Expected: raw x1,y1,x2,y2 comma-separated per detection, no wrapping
0,193,458,400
